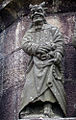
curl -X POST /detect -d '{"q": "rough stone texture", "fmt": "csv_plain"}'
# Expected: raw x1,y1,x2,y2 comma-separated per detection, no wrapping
0,12,76,120
18,118,76,120
19,118,76,120
0,53,4,102
0,0,76,33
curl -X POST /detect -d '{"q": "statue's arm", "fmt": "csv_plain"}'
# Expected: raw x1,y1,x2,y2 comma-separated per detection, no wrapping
51,27,64,64
21,32,39,56
21,31,50,59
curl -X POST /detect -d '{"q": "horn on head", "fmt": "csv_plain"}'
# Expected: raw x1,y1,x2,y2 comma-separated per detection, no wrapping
40,2,45,7
29,4,33,9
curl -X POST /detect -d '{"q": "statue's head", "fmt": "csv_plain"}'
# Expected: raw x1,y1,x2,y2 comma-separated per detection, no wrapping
29,2,46,24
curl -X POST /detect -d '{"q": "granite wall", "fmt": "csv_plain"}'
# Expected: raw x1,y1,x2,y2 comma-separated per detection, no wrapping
0,12,76,120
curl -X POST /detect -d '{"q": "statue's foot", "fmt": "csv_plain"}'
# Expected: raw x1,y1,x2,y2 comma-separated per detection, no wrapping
44,103,54,118
53,114,62,118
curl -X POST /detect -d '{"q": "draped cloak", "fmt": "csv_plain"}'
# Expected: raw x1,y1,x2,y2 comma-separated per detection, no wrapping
19,23,66,116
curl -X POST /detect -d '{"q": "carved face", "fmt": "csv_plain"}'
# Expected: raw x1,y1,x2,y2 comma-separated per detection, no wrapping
30,5,45,23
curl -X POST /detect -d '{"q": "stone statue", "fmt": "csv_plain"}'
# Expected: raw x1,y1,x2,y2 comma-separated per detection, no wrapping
19,2,66,119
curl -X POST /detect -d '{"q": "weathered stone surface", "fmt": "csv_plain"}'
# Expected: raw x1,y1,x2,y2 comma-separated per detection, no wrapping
64,82,76,117
0,53,4,102
0,0,13,10
19,118,76,120
0,12,76,120
0,0,76,33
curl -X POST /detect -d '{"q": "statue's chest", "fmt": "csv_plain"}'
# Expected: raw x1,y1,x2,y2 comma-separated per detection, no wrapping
31,29,52,44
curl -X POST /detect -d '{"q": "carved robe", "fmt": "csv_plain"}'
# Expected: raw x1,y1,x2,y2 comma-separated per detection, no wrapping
19,23,66,115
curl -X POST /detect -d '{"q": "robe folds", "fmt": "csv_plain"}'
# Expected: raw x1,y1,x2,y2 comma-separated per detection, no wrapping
19,23,66,115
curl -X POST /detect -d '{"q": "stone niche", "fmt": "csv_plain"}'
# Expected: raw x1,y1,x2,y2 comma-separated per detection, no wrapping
0,0,76,120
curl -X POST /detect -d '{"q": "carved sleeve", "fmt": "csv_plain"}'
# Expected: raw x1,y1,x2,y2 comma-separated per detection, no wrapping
51,27,64,56
21,32,39,56
51,27,64,64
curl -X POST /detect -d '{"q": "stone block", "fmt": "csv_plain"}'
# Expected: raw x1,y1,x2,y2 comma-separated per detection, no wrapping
19,118,76,120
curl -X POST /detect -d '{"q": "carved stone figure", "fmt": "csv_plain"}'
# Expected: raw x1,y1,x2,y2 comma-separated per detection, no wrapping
19,2,66,118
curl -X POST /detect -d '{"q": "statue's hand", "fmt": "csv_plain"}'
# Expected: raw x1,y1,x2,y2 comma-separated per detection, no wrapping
38,52,54,60
36,43,56,54
37,47,48,54
40,44,51,52
54,52,62,64
40,54,49,60
36,53,48,60
36,51,55,60
36,44,51,54
42,42,56,51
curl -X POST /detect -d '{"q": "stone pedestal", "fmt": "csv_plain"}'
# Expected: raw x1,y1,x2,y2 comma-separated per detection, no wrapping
19,118,76,120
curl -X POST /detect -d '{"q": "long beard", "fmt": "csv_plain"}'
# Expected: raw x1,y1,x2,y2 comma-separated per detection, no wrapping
33,17,43,23
30,17,47,29
34,21,44,30
35,25,43,30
